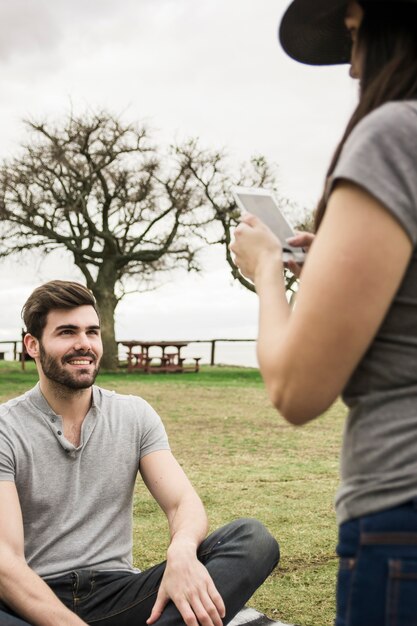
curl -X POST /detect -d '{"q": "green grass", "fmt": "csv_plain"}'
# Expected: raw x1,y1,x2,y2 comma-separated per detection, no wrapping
0,361,345,626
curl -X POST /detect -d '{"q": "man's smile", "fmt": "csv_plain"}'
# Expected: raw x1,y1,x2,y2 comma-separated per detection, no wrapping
63,352,96,367
68,359,93,366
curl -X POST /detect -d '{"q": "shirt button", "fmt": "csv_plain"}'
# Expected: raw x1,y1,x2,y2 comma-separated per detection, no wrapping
57,430,62,436
50,417,56,423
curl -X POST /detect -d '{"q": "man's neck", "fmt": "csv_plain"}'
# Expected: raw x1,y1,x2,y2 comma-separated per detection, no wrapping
39,378,93,424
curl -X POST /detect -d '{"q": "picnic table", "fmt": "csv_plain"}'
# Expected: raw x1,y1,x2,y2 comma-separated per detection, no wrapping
121,341,201,374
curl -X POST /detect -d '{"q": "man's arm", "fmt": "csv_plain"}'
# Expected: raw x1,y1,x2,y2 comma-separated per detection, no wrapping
0,481,88,626
139,450,225,626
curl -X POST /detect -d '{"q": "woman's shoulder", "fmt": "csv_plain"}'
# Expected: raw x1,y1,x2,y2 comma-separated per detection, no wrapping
332,99,417,241
339,100,417,165
353,100,417,138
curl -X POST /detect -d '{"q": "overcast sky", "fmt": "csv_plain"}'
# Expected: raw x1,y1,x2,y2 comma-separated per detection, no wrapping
0,0,359,348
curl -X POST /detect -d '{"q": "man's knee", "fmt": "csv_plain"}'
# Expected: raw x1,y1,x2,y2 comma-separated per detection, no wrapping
200,517,279,574
0,610,32,626
233,518,279,565
217,517,280,574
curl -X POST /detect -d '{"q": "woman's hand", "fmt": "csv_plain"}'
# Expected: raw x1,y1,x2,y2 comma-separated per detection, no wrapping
229,213,283,283
285,231,315,277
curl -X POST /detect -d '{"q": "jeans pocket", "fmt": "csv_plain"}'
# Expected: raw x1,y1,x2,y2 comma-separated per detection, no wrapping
335,557,356,626
387,559,417,626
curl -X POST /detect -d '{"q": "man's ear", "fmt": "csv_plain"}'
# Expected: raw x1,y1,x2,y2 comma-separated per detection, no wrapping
24,334,40,359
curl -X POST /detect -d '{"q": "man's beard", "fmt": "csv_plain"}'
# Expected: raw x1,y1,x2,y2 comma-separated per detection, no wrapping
39,342,100,391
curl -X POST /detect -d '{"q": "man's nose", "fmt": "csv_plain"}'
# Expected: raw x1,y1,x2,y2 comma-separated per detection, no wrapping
73,334,92,352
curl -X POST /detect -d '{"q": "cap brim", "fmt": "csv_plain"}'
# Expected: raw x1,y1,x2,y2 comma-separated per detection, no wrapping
279,0,352,65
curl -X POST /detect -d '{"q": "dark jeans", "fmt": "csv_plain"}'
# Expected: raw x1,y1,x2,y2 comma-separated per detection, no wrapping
0,518,279,626
0,612,31,626
336,499,417,626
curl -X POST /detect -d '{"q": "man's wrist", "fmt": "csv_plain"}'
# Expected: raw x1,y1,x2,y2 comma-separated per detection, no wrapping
167,534,198,558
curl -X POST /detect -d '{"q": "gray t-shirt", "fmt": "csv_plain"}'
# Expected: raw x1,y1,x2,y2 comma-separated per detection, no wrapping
330,100,417,525
0,384,170,578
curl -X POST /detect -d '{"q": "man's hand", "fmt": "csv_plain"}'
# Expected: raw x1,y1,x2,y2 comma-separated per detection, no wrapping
147,540,225,626
140,452,224,626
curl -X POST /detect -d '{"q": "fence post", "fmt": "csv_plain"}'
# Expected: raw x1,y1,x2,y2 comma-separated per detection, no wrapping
21,329,26,371
210,340,216,366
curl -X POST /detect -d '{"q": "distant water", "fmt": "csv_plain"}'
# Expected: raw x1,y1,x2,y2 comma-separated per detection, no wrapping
2,339,258,369
179,340,258,368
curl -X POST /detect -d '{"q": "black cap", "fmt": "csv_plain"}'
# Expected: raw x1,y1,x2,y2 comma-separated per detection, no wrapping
279,0,351,65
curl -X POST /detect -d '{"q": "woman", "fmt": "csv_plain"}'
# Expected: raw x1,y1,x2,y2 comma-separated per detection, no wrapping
230,1,417,624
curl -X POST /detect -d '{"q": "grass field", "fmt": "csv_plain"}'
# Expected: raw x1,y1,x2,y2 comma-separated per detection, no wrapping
0,361,346,626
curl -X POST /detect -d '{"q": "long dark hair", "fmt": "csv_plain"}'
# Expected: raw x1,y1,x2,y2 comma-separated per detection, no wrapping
315,1,417,230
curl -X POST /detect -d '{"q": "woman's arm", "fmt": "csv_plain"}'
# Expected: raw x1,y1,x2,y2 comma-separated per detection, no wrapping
231,181,412,424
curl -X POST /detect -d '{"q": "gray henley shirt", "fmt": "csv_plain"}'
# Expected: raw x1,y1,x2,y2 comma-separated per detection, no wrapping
0,384,170,578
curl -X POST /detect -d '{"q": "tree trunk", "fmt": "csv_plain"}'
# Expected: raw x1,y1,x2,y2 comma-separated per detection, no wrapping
92,264,119,371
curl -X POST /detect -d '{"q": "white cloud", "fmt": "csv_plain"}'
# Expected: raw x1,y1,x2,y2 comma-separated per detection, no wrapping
0,0,358,362
0,2,59,61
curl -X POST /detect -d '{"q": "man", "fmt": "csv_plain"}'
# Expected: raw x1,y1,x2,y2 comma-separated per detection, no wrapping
0,281,279,626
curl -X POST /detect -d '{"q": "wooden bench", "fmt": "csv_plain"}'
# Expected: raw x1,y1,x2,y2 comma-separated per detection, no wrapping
131,352,152,372
123,341,201,374
131,353,201,374
182,357,201,373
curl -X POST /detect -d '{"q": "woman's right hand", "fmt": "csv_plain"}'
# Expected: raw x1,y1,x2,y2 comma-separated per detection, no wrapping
285,231,315,277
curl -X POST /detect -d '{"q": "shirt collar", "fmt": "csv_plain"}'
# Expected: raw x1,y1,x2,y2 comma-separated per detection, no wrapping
27,382,99,417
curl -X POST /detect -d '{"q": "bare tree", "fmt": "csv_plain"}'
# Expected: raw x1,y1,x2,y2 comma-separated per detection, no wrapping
175,141,303,297
0,112,305,368
0,113,221,368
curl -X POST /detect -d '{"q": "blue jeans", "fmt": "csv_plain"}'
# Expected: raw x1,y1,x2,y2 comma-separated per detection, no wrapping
336,499,417,626
0,519,279,626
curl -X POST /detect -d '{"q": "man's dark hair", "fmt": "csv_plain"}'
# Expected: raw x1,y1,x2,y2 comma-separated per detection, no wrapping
22,280,99,339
